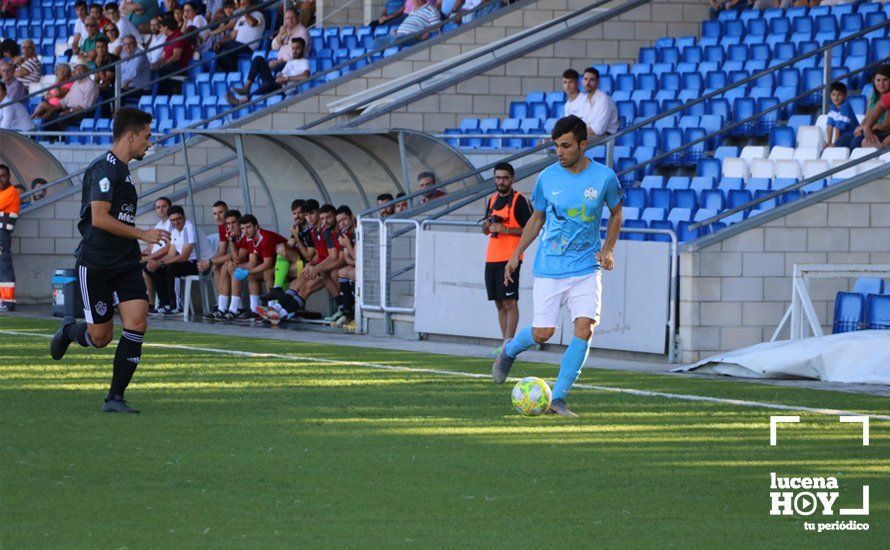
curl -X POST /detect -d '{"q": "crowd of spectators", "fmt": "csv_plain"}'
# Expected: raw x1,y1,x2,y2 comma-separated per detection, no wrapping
562,66,619,140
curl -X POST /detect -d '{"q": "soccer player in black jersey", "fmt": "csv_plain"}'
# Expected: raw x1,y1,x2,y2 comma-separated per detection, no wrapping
50,107,169,414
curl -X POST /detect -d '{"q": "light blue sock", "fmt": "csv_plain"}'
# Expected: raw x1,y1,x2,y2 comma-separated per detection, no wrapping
552,337,590,400
504,326,536,358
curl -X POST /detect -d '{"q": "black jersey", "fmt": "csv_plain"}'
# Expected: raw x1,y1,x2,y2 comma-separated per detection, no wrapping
297,223,314,249
75,151,141,269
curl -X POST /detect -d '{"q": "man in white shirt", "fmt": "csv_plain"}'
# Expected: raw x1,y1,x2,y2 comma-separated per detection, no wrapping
0,81,34,131
105,2,141,42
120,34,150,92
149,205,200,314
43,63,100,131
270,7,310,70
578,67,619,138
227,37,309,105
142,196,172,307
213,0,265,73
562,68,585,119
143,17,166,65
69,0,90,56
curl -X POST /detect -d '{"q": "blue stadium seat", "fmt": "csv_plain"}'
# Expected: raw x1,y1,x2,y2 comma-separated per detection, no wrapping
747,178,772,193
685,128,707,165
756,97,780,136
616,158,637,186
677,221,700,242
666,177,690,191
833,292,865,333
707,98,731,120
638,100,660,121
638,47,657,65
719,178,745,192
731,97,756,137
854,278,884,296
637,127,661,150
698,158,721,180
648,220,674,242
682,46,703,64
641,175,664,190
815,15,839,43
658,46,680,65
866,295,890,330
621,219,648,241
616,101,636,125
545,91,566,113
460,118,480,132
641,207,667,224
529,101,549,121
509,101,529,119
624,188,647,209
673,189,697,210
728,189,753,209
649,188,671,210
699,114,723,149
660,128,684,166
700,188,725,210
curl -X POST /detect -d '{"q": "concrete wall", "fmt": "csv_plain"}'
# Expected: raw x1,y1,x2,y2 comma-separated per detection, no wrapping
678,176,890,364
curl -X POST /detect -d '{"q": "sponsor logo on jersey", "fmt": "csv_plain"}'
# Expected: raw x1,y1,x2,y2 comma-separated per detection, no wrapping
99,177,111,193
106,153,116,165
117,202,136,224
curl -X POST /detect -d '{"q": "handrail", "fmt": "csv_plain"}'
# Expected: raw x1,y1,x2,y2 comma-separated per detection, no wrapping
312,0,640,129
366,16,890,219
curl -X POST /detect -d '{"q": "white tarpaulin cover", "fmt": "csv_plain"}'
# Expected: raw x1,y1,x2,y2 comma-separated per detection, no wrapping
675,330,890,385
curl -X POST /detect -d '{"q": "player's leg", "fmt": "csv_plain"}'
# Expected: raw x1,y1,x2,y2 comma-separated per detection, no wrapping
273,254,291,289
105,291,149,413
493,277,561,384
227,269,244,317
549,272,602,417
322,270,339,297
215,261,232,314
502,299,519,341
339,266,355,320
51,265,115,360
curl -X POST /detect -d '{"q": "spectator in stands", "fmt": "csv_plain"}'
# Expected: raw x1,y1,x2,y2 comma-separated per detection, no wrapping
69,1,91,58
44,63,99,131
825,82,857,148
105,3,140,42
120,34,150,93
562,68,584,119
297,0,316,27
89,2,111,29
0,61,26,103
206,1,237,52
373,0,442,50
226,37,309,104
394,191,408,212
327,205,356,325
457,0,484,24
579,67,618,138
103,23,124,56
29,178,47,202
213,0,266,74
370,0,408,29
13,40,41,86
151,14,194,94
76,16,107,65
377,193,395,217
0,39,18,63
228,213,287,320
0,82,33,131
121,0,160,32
709,0,742,20
31,63,73,120
182,2,210,53
143,17,166,65
271,8,311,66
141,196,173,306
93,38,118,115
851,65,890,148
861,82,890,148
482,161,530,344
419,171,445,203
0,0,26,19
148,205,200,314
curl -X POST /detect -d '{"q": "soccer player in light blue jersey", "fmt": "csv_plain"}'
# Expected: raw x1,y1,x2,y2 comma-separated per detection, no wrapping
492,115,623,417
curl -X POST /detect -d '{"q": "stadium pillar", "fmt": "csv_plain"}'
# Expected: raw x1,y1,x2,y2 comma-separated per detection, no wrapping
234,134,253,213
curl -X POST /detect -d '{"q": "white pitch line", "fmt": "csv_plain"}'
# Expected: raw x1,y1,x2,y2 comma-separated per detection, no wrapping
4,329,889,421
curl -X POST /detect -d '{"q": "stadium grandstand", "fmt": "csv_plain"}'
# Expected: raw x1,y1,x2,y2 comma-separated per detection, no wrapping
1,0,889,545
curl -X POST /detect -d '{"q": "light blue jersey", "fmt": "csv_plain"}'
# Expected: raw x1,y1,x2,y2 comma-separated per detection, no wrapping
531,160,622,279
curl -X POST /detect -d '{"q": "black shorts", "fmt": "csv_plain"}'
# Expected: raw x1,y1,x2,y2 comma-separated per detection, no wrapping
77,263,148,324
485,261,520,302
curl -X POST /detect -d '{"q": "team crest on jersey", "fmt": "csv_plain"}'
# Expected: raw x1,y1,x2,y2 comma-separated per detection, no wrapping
95,301,107,316
99,177,111,193
584,187,599,200
106,153,116,165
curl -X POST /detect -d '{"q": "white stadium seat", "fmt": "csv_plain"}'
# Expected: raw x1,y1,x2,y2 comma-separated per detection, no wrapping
857,159,886,175
750,158,775,180
768,146,795,160
793,147,821,162
831,159,858,181
803,159,829,179
775,159,802,180
850,147,878,160
821,147,850,162
722,158,750,180
740,146,769,164
797,126,824,152
814,114,829,132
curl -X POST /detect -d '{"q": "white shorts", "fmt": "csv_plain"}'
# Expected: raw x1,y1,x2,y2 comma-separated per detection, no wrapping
532,271,602,328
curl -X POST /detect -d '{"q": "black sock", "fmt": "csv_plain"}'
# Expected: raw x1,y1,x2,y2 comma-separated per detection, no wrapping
64,322,93,347
284,289,305,312
108,329,144,401
345,282,355,314
338,279,351,312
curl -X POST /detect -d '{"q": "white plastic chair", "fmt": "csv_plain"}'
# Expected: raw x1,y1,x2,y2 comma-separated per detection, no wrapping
797,126,824,152
814,114,829,133
774,159,802,180
722,158,750,180
857,159,886,175
850,147,878,160
803,159,829,179
740,146,769,164
750,158,775,180
768,146,795,160
831,159,858,181
821,147,850,161
792,147,821,162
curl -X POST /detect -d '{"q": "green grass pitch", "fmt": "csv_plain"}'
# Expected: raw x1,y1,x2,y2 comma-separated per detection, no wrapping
1,316,887,547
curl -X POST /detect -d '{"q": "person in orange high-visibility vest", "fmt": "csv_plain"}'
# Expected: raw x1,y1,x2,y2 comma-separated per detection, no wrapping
482,162,532,344
0,164,21,312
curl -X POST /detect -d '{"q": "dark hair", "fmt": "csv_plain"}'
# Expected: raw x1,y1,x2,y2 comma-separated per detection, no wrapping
239,214,258,226
0,39,20,58
376,193,394,202
290,199,305,211
319,204,336,215
90,3,103,11
104,2,119,11
417,171,436,183
30,178,47,188
183,1,197,10
396,192,406,198
303,199,319,213
94,35,109,45
0,164,9,174
156,196,172,207
168,205,185,218
224,209,242,220
562,68,579,80
112,107,152,141
494,162,514,177
0,82,6,95
830,81,847,95
551,115,587,143
160,14,178,29
336,205,353,217
583,67,599,78
75,0,88,8
212,200,228,209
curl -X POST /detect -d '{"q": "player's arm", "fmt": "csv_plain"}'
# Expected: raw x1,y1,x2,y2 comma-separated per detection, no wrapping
295,236,315,262
312,245,342,274
167,242,194,264
597,202,622,271
91,201,168,244
211,240,229,265
504,208,544,285
248,255,275,275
